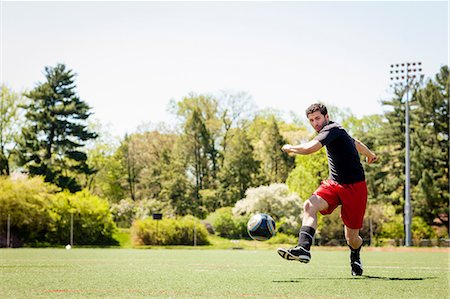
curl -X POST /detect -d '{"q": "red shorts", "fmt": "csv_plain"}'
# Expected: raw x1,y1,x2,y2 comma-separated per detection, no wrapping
313,180,367,229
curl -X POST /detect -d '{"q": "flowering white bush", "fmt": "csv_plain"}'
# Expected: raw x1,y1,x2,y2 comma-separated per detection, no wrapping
232,183,303,235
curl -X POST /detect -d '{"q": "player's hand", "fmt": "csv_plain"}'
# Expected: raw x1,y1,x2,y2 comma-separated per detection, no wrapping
281,144,292,153
366,152,378,164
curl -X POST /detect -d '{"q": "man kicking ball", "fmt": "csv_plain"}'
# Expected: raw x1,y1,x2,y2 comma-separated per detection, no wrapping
277,103,377,276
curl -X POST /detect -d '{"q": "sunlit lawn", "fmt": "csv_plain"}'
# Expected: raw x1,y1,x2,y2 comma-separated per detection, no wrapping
1,247,448,298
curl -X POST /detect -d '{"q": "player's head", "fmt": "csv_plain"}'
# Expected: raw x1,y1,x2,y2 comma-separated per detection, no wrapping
305,103,329,132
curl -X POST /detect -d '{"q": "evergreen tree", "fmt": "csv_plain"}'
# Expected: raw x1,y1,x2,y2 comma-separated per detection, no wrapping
410,66,449,229
218,128,260,206
17,64,97,192
261,117,295,183
173,94,221,200
378,90,407,208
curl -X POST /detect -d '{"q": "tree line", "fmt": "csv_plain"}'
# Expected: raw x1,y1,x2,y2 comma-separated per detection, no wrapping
1,63,448,238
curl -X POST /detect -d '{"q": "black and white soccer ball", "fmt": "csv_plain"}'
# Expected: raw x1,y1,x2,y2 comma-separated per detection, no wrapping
247,213,276,241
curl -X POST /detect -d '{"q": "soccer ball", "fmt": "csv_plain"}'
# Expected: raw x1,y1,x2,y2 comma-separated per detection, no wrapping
247,213,276,241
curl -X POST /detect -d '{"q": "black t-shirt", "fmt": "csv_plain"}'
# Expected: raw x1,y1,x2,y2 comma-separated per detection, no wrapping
314,121,365,184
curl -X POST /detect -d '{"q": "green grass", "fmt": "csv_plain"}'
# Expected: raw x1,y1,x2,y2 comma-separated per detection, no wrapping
0,248,448,298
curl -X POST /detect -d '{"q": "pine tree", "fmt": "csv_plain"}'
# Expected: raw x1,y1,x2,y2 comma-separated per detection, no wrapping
410,66,449,229
17,64,97,192
261,117,295,183
218,128,260,206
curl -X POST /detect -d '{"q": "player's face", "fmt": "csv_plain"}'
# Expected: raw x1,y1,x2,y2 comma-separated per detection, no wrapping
308,111,329,132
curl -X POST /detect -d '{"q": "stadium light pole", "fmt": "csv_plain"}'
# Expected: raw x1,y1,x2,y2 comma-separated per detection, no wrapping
389,62,423,247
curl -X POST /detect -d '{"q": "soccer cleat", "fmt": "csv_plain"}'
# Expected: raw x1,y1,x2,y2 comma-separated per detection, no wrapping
350,247,363,276
277,246,311,263
351,259,363,276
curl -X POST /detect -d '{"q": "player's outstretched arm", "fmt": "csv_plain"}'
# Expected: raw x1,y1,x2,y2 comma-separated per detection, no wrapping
281,140,322,155
354,139,377,164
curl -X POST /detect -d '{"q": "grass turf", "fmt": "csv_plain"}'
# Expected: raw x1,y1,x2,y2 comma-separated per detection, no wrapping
0,247,448,298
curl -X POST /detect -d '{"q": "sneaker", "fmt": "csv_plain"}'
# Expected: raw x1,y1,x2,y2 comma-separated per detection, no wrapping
350,248,363,276
277,246,311,263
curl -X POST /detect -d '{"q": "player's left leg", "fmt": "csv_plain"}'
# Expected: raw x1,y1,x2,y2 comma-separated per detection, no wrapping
345,226,363,276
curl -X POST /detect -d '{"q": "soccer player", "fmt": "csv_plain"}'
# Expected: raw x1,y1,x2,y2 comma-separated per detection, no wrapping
277,103,377,276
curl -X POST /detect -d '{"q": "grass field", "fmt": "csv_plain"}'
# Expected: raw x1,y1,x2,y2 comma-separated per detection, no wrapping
1,247,448,298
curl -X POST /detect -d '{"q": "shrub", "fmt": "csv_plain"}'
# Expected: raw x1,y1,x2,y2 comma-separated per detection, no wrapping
131,216,209,246
206,207,250,239
49,190,118,245
267,232,297,245
0,176,59,246
0,176,117,246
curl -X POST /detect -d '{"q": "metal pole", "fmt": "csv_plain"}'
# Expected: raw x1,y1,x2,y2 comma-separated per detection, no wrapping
70,213,74,247
156,220,159,243
390,62,422,247
193,220,197,247
6,214,10,248
404,84,412,247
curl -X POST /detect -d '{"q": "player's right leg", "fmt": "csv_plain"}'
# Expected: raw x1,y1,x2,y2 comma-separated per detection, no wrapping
345,226,363,276
277,194,329,263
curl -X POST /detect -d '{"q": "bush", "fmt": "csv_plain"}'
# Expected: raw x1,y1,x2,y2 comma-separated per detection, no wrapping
49,190,118,245
267,232,297,245
0,176,59,246
0,176,117,246
206,207,250,239
131,216,209,246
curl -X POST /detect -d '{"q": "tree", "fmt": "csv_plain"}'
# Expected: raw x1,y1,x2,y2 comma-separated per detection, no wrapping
378,89,407,208
0,86,25,176
116,134,141,201
217,128,260,206
217,91,256,163
17,64,97,192
83,120,124,202
410,66,449,229
171,94,221,201
286,148,328,200
260,117,295,183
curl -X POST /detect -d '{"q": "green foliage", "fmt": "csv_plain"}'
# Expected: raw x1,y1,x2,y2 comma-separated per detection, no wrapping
174,94,221,201
267,232,297,245
0,176,117,246
316,211,345,245
286,148,328,200
131,216,209,246
410,66,449,228
0,175,59,245
217,128,260,207
376,66,449,232
249,115,295,184
17,64,97,192
0,85,25,175
206,207,250,239
49,190,117,245
411,216,436,240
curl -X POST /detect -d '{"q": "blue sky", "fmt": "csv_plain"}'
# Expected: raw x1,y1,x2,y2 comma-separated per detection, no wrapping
2,1,448,137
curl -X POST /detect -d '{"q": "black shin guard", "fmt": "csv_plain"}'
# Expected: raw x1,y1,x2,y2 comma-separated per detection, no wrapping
298,226,315,250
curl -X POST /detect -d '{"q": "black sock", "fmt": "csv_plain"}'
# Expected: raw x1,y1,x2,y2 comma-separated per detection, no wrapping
348,244,362,260
297,226,315,251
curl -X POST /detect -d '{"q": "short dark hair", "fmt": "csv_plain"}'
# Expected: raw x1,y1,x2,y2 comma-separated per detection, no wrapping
305,103,328,117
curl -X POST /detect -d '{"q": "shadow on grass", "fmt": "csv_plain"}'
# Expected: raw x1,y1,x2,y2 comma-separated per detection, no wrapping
273,276,437,283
